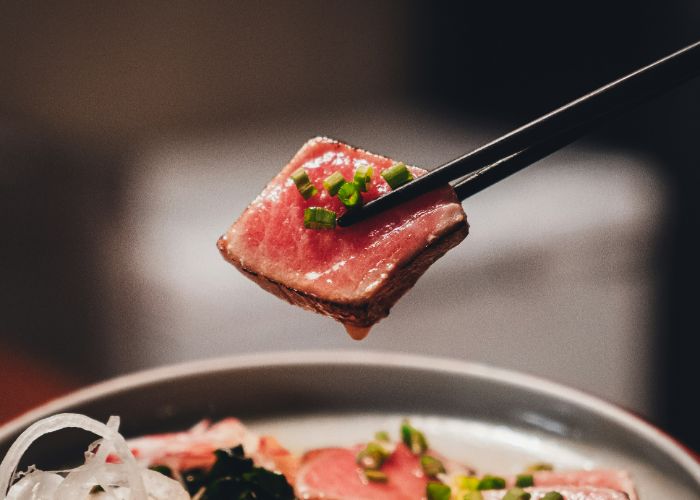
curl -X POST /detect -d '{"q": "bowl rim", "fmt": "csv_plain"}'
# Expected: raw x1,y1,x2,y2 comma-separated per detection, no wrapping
1,349,699,485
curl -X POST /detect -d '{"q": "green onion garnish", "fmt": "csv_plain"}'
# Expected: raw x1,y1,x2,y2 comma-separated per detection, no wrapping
291,167,318,199
526,462,553,471
374,430,390,442
337,181,361,208
463,492,484,500
426,481,451,500
291,167,311,188
323,171,346,196
502,487,531,500
381,162,413,190
541,492,564,500
356,442,390,470
400,419,428,455
420,455,446,478
364,469,388,483
456,476,480,491
477,475,506,490
354,164,374,192
303,207,336,230
298,182,318,199
515,474,534,487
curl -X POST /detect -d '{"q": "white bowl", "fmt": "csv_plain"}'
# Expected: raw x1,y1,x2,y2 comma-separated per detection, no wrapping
1,351,698,498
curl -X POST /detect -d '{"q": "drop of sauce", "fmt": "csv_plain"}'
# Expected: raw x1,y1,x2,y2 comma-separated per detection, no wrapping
344,324,371,341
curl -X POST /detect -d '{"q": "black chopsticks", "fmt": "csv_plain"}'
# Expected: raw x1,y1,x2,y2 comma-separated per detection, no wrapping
452,119,598,202
338,39,700,227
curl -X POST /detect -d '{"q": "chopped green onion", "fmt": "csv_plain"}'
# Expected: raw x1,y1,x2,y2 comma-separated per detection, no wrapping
354,164,374,192
477,475,506,490
541,492,564,500
303,207,336,230
291,167,311,188
502,487,531,500
337,181,361,208
298,182,318,199
526,462,553,471
426,481,451,500
455,476,480,491
400,419,428,454
381,162,413,190
515,474,534,487
323,171,346,196
374,431,390,442
463,492,484,500
420,455,446,478
364,470,388,483
291,167,317,199
356,442,390,470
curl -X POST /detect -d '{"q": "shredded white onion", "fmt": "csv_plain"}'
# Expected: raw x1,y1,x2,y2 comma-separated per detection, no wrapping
5,471,63,499
0,414,188,500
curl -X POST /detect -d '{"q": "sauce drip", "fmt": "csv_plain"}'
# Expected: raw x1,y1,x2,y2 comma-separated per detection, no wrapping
344,324,371,341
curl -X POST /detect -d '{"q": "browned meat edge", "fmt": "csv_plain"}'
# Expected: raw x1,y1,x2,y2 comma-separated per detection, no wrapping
217,218,468,327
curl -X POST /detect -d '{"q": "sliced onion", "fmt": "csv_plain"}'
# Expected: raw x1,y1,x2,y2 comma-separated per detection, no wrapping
0,414,148,500
5,471,63,499
140,470,190,500
53,417,120,500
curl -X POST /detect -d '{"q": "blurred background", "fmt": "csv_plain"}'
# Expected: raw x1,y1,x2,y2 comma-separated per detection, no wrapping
1,2,698,451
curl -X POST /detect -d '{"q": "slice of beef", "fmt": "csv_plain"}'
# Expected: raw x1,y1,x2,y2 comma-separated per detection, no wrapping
295,445,424,500
218,137,468,334
120,419,298,482
481,486,631,499
519,470,637,500
295,443,470,500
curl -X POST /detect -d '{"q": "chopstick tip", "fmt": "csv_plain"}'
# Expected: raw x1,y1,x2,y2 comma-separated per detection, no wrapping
336,211,357,227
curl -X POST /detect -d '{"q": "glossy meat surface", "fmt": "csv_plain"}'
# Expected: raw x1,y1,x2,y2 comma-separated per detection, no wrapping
481,486,631,499
525,470,637,500
295,444,429,500
218,137,468,327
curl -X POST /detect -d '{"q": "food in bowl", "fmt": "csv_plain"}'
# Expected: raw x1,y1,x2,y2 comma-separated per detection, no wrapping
0,414,638,499
217,137,468,339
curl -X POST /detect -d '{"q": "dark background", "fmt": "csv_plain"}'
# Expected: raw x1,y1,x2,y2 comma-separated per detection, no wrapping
1,1,698,451
420,2,700,451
